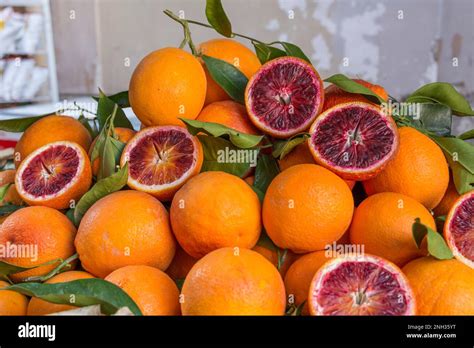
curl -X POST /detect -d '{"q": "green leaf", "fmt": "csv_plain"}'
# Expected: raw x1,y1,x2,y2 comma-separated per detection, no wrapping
0,204,23,217
205,0,232,37
74,164,128,225
6,278,142,315
272,133,309,159
98,136,125,180
276,41,311,63
0,183,12,202
458,129,474,140
406,103,452,137
78,114,98,139
201,55,248,104
432,136,474,174
412,218,453,260
93,91,130,108
256,232,278,252
0,258,62,280
181,118,263,149
0,113,52,132
96,90,133,131
277,248,288,271
406,82,474,116
446,158,474,194
324,74,385,104
198,135,254,177
21,254,78,283
253,154,280,198
253,42,286,64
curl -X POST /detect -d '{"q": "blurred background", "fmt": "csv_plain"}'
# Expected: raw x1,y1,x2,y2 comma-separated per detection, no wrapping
0,0,473,133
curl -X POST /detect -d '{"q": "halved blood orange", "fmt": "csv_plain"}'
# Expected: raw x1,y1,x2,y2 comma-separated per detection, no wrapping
308,102,399,180
120,126,203,201
15,141,92,210
444,191,474,268
308,254,416,316
245,56,324,138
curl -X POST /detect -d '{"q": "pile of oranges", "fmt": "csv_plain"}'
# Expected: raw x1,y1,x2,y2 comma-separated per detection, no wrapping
0,37,473,316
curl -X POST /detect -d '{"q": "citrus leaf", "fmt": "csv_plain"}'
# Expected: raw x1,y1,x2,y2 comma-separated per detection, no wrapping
253,42,286,64
6,278,142,316
272,133,310,159
324,74,385,104
277,248,288,271
408,103,452,136
78,114,98,138
254,154,280,197
0,258,62,280
0,113,53,132
21,254,78,283
205,0,232,37
405,82,474,116
96,89,133,131
446,157,474,195
432,136,474,174
197,135,253,177
98,136,125,180
256,232,278,252
412,218,427,249
0,204,23,217
412,218,453,260
74,164,128,225
181,118,263,149
201,55,248,104
93,91,130,108
0,183,12,202
458,129,474,140
276,41,311,63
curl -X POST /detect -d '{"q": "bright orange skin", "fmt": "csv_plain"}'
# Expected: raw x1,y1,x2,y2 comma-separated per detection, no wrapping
252,245,297,277
263,164,354,253
350,192,435,267
89,127,136,176
15,141,92,210
363,127,449,210
0,280,29,315
165,246,199,281
284,250,334,315
105,265,180,316
75,190,176,278
278,142,355,189
196,100,259,135
0,170,23,207
170,172,261,259
444,191,474,268
433,178,460,217
322,79,388,112
0,206,76,282
27,271,94,315
129,48,207,127
14,115,92,167
198,39,261,106
403,257,474,315
181,248,286,315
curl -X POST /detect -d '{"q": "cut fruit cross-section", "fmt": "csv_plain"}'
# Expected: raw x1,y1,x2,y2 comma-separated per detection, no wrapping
15,141,92,210
245,56,324,138
120,126,203,201
308,254,416,316
309,102,399,180
444,191,474,269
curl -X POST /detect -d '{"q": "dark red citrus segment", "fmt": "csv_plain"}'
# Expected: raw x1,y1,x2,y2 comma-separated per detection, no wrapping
21,145,79,196
311,105,395,169
128,128,196,186
448,194,474,262
246,57,323,137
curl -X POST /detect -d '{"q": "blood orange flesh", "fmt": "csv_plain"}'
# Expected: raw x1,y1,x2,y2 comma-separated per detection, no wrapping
120,126,203,201
245,57,324,138
15,141,92,209
308,254,416,316
309,102,399,180
444,191,474,268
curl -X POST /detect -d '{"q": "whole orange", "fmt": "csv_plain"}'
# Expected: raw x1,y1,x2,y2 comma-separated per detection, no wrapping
105,265,180,316
363,127,449,210
181,247,286,315
75,190,176,278
0,280,29,315
262,164,354,253
129,47,206,127
165,246,199,281
0,206,76,282
403,257,474,315
170,171,261,258
0,170,23,207
198,39,261,105
350,192,435,266
14,115,92,167
89,127,136,176
196,100,259,134
27,271,94,315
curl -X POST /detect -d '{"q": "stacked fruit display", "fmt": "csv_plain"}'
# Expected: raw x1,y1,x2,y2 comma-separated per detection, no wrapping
0,1,473,316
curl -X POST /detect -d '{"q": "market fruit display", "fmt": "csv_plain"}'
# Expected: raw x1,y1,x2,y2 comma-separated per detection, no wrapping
0,1,473,318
